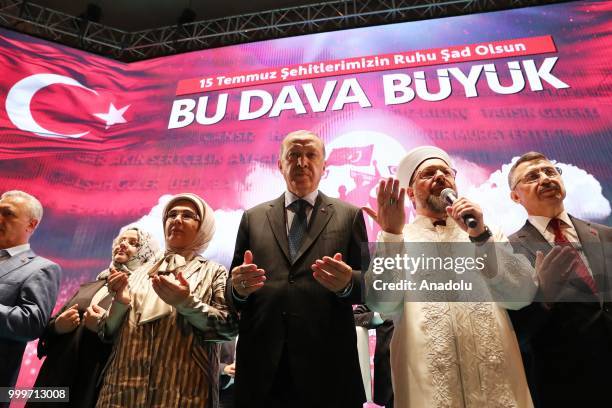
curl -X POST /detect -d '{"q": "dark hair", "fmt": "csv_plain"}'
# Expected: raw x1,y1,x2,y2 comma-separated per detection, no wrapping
508,151,548,189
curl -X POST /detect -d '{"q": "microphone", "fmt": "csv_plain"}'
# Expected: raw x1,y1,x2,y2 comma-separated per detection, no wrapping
440,188,478,229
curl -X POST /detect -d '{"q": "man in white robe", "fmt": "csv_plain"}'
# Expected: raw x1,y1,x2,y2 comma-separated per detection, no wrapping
363,146,537,408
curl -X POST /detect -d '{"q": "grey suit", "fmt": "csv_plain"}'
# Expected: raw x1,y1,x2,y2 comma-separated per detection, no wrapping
228,192,367,408
508,216,612,408
0,249,61,389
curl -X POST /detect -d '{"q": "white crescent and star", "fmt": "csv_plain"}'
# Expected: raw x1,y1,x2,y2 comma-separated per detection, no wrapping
94,103,130,129
5,73,129,139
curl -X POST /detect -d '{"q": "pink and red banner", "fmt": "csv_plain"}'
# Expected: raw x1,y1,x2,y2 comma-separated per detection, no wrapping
0,0,610,397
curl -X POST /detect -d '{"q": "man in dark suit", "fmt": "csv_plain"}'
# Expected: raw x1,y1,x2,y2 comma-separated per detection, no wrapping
353,305,394,408
227,130,367,408
507,152,612,408
0,190,61,394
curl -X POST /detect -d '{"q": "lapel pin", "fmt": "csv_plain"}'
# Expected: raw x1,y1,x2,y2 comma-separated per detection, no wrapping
321,208,326,213
590,229,597,236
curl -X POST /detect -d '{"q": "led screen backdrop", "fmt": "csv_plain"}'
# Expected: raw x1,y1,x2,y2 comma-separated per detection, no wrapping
0,0,610,396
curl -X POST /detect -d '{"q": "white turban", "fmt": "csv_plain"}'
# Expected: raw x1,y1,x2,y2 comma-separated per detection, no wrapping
397,145,453,188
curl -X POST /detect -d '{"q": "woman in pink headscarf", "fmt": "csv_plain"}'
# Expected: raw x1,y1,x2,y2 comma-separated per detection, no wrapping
96,193,238,408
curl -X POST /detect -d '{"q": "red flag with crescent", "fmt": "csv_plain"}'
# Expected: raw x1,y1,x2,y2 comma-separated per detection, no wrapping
0,31,166,159
326,145,373,166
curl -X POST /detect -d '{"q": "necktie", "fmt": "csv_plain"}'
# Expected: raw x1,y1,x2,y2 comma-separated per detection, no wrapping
288,199,309,260
548,218,597,293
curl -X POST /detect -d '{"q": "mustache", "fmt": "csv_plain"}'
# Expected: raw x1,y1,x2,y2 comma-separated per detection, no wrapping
538,182,560,193
431,179,452,191
292,166,312,174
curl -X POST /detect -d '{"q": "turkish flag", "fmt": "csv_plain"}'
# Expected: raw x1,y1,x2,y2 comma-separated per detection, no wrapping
326,145,373,166
0,30,166,159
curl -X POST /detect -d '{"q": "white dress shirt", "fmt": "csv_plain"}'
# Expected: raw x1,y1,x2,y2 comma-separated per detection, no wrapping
528,210,593,277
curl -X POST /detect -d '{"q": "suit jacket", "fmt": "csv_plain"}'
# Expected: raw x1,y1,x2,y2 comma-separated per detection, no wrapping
353,305,394,408
0,249,61,389
508,216,612,408
227,192,367,408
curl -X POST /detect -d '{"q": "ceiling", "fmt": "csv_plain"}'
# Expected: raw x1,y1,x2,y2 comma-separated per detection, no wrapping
5,0,566,61
27,0,331,31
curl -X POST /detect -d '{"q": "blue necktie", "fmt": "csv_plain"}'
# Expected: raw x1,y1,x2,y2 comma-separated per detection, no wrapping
288,199,309,260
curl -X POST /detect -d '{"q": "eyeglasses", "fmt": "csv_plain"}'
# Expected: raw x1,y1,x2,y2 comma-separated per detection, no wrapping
415,166,457,181
512,166,562,189
166,210,200,222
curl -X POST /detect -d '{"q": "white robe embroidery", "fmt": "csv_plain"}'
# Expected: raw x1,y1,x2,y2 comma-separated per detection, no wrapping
365,215,537,408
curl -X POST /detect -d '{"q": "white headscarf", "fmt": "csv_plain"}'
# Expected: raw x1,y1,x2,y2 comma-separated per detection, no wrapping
153,193,216,273
163,193,215,256
136,193,216,324
97,225,159,280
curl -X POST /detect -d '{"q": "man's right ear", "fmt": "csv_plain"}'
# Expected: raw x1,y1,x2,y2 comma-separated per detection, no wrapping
510,190,521,204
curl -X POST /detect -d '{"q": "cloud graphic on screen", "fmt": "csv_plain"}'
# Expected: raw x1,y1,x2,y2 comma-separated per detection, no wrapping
131,194,243,269
129,158,610,266
463,158,611,236
239,162,285,208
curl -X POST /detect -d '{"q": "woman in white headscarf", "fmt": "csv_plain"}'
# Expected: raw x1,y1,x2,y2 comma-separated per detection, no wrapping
96,193,238,408
30,226,158,408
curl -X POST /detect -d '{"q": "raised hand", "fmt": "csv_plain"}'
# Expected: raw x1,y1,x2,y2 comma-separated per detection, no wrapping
151,271,191,306
363,177,405,235
108,269,130,305
231,250,266,298
312,252,353,293
535,246,577,302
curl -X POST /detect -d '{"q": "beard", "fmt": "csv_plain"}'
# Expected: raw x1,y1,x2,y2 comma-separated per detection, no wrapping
414,190,448,214
425,193,448,213
414,178,452,215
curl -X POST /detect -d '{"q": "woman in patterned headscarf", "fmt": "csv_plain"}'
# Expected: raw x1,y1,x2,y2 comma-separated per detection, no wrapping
96,193,238,408
29,226,159,408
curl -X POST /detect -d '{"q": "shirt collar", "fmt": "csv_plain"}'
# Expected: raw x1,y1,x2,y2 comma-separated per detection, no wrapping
285,190,318,208
3,243,31,257
528,210,573,236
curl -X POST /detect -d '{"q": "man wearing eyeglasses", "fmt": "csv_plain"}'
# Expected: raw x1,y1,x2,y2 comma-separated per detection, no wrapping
363,146,537,408
507,151,612,408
